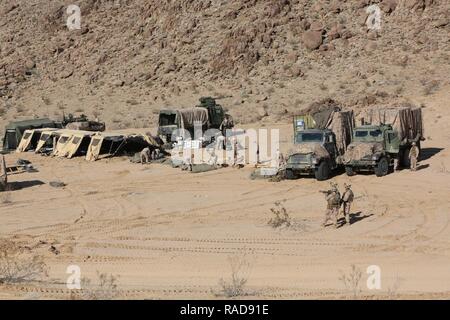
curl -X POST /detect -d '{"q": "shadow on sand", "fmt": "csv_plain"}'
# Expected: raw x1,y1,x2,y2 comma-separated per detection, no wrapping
7,180,45,191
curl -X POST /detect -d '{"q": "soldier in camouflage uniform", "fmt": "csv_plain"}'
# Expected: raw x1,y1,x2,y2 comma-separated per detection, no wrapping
140,147,151,165
409,141,419,171
341,183,354,225
321,183,341,228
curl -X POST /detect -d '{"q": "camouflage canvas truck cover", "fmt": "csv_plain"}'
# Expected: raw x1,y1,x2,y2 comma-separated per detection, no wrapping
285,100,354,181
344,105,424,177
157,97,231,145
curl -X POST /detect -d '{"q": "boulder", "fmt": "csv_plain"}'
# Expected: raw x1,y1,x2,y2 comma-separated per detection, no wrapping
303,31,323,50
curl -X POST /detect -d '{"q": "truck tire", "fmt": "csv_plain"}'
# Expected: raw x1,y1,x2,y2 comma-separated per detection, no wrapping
374,157,389,177
285,169,297,180
315,161,331,181
345,166,356,176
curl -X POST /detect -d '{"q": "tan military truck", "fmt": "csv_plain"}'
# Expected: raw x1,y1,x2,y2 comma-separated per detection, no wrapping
285,102,354,181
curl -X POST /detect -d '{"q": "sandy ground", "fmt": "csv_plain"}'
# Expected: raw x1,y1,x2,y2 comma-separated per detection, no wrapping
0,88,449,300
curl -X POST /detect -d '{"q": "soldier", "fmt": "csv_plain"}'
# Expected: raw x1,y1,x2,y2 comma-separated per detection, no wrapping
219,115,234,149
409,142,419,171
0,155,7,192
321,183,341,228
341,183,354,225
219,114,234,137
140,147,151,165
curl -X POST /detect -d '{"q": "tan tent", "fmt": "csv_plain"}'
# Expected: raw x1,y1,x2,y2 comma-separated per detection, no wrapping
86,135,105,161
0,155,7,192
52,130,94,158
35,130,60,153
16,128,59,153
85,132,161,161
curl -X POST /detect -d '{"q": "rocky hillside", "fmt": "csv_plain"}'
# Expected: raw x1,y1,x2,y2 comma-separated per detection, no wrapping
0,0,449,130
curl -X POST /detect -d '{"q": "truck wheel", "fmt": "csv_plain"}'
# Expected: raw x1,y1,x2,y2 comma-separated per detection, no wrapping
375,157,389,177
285,169,297,180
315,161,331,181
345,166,356,176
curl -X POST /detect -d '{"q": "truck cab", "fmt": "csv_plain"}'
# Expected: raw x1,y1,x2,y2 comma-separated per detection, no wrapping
344,124,400,177
157,110,179,143
285,129,340,181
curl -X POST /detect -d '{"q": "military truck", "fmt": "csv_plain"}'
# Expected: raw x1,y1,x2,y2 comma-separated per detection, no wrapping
157,97,232,144
286,128,342,180
285,104,355,181
63,113,106,132
343,106,424,177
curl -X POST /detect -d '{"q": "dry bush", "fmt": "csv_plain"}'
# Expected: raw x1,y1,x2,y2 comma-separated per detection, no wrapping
1,192,12,204
0,239,48,284
215,253,252,298
387,276,403,300
339,265,362,299
422,79,440,95
74,272,119,300
268,201,291,228
319,83,328,91
438,162,450,174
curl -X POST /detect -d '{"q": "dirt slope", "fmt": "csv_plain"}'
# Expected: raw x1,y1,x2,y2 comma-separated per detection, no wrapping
1,0,449,130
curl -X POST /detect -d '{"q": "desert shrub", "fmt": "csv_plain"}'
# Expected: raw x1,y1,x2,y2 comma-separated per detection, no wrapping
216,253,252,298
268,201,291,228
0,239,48,284
1,192,12,204
339,265,362,299
76,272,119,300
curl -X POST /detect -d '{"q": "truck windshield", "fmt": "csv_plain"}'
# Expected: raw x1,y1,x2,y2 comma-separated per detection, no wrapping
354,129,383,141
159,114,176,126
295,132,323,143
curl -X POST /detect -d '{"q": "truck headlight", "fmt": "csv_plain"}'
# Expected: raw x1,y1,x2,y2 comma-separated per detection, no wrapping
311,156,318,164
372,155,379,161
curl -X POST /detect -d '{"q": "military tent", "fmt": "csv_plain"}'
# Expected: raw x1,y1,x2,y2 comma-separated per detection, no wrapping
52,130,94,158
16,128,59,153
0,155,7,192
85,132,161,161
2,118,59,151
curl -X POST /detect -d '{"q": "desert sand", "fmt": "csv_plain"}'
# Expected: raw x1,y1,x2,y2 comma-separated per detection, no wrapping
0,87,449,300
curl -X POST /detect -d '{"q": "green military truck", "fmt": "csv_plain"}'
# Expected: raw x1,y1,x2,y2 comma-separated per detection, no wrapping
343,106,424,177
285,106,354,181
157,97,232,144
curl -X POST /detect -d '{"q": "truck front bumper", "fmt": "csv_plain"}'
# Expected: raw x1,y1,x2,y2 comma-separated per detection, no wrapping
285,163,316,174
346,160,377,170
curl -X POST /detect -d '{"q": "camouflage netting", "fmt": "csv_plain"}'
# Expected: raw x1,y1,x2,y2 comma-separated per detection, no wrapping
327,110,355,156
344,142,384,163
288,142,330,159
303,99,343,129
356,104,424,142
